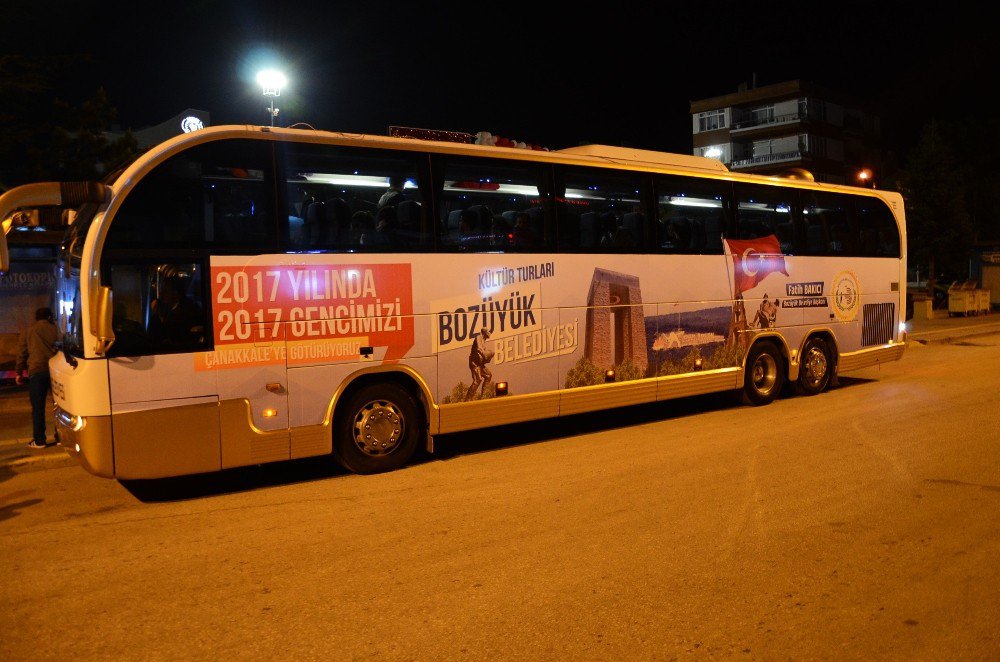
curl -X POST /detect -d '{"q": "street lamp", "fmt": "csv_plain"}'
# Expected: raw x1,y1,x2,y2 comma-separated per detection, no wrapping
256,69,287,126
856,168,875,189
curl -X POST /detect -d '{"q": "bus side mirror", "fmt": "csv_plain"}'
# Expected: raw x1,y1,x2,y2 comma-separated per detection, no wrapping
92,285,116,355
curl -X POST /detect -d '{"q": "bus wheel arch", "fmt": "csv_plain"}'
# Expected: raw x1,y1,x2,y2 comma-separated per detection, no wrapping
794,333,835,396
742,338,786,406
332,372,428,474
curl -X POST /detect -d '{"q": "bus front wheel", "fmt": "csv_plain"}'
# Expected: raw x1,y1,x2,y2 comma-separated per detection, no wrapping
794,336,832,396
334,382,420,474
742,341,785,406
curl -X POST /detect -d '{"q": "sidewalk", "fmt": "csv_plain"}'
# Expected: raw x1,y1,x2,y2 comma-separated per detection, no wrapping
1,310,998,475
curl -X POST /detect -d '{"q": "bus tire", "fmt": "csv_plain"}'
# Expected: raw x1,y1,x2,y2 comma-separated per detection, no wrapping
742,340,785,406
334,382,420,474
794,336,832,396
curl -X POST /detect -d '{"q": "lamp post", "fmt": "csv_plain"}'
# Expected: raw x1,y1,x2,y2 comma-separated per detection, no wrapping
256,69,287,127
856,168,875,189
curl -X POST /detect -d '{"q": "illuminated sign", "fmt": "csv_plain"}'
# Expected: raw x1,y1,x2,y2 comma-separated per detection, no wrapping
181,116,204,133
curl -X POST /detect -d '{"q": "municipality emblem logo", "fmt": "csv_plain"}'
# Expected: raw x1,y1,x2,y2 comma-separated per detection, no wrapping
832,271,861,321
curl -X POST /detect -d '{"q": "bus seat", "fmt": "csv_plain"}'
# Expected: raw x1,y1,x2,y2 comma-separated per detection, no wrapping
702,217,722,251
579,212,599,248
501,210,518,225
447,209,464,232
621,213,643,248
302,200,326,246
397,200,421,229
776,222,794,253
467,205,493,233
806,223,826,253
686,218,704,252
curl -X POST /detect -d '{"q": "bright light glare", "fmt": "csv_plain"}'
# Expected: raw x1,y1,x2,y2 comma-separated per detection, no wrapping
257,69,287,96
669,197,721,208
704,147,723,159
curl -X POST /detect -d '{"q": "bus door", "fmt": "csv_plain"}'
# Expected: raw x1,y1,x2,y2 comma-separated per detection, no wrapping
208,258,291,468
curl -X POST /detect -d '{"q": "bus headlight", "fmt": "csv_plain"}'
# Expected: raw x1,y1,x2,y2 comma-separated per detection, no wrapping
56,408,86,432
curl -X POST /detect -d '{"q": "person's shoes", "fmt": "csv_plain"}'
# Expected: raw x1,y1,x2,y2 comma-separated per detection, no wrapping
27,440,49,449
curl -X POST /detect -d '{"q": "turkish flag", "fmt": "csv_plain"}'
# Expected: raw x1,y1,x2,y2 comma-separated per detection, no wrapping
725,235,788,294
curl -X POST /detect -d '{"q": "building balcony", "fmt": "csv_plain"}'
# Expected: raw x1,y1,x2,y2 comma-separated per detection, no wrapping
729,150,807,169
731,111,805,133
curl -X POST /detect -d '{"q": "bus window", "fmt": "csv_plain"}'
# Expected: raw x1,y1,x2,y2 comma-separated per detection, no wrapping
105,262,208,356
856,197,900,258
801,191,856,257
105,139,277,252
435,157,553,252
735,184,798,253
655,175,730,255
555,167,649,252
278,143,431,252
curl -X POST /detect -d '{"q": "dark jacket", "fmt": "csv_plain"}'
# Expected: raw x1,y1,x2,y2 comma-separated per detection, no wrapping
16,319,58,377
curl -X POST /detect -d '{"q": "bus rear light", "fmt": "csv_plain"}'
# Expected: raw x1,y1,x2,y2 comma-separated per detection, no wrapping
495,382,508,396
604,369,615,383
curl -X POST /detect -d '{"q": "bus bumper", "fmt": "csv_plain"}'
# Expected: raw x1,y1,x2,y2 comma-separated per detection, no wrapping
56,407,114,478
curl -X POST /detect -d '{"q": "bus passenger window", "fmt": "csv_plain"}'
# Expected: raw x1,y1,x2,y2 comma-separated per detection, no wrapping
106,140,276,253
106,262,208,356
801,192,855,257
735,185,797,253
436,157,552,252
556,168,648,253
655,175,729,255
279,143,431,252
856,198,900,258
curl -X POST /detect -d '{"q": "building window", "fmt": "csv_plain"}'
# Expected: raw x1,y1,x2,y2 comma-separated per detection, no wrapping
752,105,775,125
752,140,774,158
698,109,726,132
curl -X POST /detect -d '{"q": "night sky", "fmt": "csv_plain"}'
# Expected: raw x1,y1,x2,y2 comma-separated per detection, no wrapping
6,1,988,158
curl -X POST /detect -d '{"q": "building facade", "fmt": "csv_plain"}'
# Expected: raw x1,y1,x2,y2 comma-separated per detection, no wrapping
690,80,880,185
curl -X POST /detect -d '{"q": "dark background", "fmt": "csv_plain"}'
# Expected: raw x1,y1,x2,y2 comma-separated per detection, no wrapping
2,1,989,158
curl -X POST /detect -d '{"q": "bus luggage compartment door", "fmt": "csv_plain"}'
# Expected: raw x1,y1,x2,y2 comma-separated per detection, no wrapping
217,323,291,468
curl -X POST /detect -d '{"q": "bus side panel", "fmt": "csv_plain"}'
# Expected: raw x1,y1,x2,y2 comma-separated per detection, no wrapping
113,398,221,479
108,353,218,404
286,353,438,445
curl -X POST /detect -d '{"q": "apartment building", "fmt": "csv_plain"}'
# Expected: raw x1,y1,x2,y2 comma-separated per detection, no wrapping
690,80,880,185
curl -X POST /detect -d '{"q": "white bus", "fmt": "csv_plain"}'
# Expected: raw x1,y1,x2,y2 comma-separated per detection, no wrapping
0,125,906,478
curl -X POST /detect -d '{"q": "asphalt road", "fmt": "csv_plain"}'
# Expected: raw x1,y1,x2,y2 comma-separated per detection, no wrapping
2,335,999,660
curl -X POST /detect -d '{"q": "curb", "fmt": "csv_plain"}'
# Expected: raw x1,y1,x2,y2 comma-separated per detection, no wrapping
908,321,1000,344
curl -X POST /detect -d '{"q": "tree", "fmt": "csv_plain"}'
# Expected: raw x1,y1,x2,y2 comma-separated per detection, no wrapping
0,56,137,189
897,121,972,294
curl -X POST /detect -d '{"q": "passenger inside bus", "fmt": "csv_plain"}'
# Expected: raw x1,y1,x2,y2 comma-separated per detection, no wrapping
362,206,398,247
512,212,536,247
378,174,407,209
149,275,204,348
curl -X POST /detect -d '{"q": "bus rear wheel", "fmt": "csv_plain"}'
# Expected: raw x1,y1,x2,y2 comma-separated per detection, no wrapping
334,382,420,474
795,336,832,396
742,341,785,406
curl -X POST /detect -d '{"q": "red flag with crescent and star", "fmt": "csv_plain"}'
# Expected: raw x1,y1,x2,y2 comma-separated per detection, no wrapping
725,234,788,295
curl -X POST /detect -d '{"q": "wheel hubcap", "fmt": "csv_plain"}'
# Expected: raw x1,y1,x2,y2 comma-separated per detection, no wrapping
352,400,405,456
751,354,778,395
802,347,828,388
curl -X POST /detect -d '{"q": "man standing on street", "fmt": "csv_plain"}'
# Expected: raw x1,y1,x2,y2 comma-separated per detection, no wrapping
15,307,58,449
